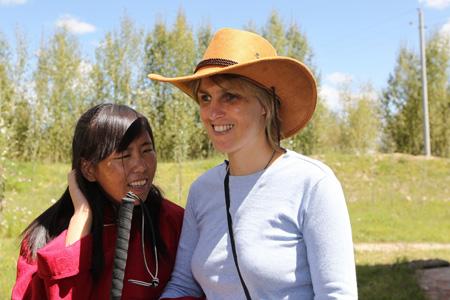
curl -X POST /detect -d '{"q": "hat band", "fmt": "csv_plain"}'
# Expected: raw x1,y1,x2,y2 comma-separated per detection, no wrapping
194,58,238,73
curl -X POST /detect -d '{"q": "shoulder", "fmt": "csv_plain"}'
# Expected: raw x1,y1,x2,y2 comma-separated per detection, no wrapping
189,162,226,193
277,149,337,183
160,198,184,220
159,199,184,236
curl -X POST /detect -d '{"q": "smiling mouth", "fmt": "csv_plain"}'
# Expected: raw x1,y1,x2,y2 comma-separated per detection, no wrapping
213,124,234,133
128,179,148,188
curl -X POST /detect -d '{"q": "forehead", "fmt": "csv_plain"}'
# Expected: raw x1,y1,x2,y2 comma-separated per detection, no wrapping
198,76,246,94
120,131,153,150
198,77,223,92
132,131,152,144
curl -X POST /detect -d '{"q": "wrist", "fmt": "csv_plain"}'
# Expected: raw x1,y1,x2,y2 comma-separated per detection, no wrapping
73,204,92,215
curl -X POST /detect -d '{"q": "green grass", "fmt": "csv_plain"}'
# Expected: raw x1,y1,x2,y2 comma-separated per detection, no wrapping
314,153,450,243
357,261,426,300
1,153,449,299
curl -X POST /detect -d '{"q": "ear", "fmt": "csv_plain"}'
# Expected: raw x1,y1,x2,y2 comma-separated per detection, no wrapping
80,159,96,182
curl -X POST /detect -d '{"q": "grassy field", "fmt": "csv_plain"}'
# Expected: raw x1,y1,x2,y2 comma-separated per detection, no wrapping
1,153,449,299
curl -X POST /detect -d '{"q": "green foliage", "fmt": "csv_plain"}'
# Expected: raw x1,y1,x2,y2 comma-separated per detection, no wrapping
0,33,14,160
339,83,381,154
2,10,449,161
93,14,143,105
142,11,211,161
0,10,349,161
382,32,450,157
31,29,85,161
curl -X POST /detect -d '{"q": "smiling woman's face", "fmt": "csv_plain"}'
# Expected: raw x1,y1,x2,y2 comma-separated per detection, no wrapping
90,131,157,204
197,76,267,156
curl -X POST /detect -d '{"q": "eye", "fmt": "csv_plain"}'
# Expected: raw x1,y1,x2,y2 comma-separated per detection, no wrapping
198,93,211,104
223,92,238,102
114,152,131,160
143,147,154,154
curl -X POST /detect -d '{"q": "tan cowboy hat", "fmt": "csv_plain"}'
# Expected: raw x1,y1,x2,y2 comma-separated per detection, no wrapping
148,28,317,138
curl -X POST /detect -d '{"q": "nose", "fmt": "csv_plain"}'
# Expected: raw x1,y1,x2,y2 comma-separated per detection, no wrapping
208,99,224,120
129,154,147,173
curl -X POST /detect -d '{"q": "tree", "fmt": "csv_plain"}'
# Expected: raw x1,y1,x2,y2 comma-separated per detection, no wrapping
382,32,450,157
0,33,13,213
143,11,211,160
339,83,381,154
32,29,84,161
0,32,14,158
92,15,143,106
9,29,32,159
425,33,449,157
382,47,422,154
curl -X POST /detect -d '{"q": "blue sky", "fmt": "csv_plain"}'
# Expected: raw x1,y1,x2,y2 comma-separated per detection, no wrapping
1,0,450,109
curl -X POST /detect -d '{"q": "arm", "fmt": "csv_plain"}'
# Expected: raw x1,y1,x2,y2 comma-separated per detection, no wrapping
12,230,95,300
12,171,95,299
66,170,92,246
160,192,204,298
12,244,44,300
303,175,358,300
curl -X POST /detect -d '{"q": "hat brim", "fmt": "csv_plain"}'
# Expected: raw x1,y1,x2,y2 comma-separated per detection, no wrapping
148,56,317,138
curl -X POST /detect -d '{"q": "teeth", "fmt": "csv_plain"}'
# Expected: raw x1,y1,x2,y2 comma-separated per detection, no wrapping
129,179,147,187
214,124,233,132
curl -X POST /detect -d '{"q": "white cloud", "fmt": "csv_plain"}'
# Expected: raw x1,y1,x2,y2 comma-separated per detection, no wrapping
319,85,341,112
325,72,353,86
420,0,450,9
440,19,450,37
0,0,26,6
55,15,96,35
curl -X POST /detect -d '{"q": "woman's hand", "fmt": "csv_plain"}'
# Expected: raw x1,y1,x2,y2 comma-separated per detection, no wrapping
65,170,93,246
68,170,91,213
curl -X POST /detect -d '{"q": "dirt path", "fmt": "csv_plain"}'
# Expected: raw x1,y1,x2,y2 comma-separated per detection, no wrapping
354,242,450,252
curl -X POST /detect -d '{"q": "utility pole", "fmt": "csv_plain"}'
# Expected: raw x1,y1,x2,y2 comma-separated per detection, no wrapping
418,8,431,157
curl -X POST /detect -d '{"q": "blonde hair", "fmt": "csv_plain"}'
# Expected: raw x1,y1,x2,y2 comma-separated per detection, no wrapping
189,74,281,150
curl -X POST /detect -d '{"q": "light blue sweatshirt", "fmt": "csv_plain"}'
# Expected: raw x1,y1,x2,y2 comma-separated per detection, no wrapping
161,150,357,299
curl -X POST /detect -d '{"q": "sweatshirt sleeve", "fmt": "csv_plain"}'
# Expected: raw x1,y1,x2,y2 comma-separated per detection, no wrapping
37,229,93,280
12,230,94,300
160,189,204,298
302,174,358,300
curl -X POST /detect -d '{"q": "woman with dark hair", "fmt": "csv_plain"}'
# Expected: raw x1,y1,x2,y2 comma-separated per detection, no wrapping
12,103,185,299
150,28,357,299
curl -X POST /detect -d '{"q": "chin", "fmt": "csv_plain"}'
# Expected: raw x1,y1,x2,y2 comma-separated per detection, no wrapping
211,142,233,154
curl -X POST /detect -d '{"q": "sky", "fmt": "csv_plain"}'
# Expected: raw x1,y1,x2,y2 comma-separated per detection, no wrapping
1,0,450,109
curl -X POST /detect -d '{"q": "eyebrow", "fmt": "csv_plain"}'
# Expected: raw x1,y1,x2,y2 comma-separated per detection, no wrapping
141,141,153,147
197,88,210,95
197,86,233,96
121,140,153,152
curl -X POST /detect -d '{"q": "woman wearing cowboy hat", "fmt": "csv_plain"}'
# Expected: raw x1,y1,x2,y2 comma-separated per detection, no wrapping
150,28,357,300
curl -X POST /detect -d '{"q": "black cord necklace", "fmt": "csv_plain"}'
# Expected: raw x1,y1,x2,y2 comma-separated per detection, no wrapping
227,149,276,174
128,201,159,288
223,148,276,300
263,149,276,170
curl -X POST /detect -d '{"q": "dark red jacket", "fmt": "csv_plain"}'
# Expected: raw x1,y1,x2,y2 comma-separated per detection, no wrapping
12,199,188,300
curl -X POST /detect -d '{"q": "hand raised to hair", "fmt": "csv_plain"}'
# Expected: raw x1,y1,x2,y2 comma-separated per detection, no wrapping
68,169,91,213
66,170,93,245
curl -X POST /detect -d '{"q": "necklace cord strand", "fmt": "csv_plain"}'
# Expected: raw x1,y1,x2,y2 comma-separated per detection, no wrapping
228,149,276,174
128,199,159,287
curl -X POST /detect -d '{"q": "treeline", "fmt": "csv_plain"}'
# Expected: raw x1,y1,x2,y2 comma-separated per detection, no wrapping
0,11,449,163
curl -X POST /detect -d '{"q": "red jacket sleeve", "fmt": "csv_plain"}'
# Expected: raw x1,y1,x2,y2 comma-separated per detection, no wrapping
12,230,94,300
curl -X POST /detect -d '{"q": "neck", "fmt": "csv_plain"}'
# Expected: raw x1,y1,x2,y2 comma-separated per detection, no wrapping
227,143,277,176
